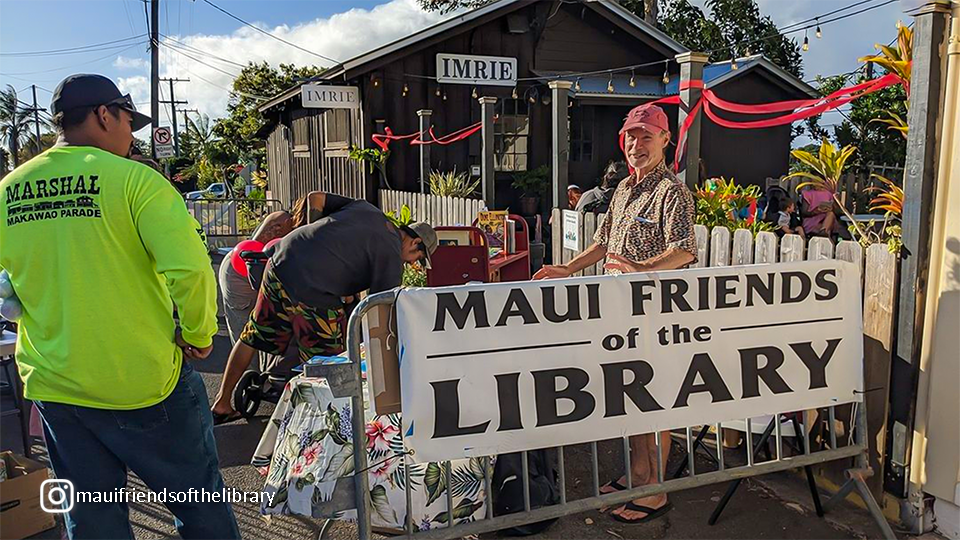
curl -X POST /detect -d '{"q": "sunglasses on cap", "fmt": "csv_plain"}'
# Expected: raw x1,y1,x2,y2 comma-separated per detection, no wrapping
99,94,137,113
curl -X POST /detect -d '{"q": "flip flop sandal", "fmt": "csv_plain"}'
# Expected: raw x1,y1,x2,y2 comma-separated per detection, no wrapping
611,501,674,524
212,411,243,426
600,478,628,494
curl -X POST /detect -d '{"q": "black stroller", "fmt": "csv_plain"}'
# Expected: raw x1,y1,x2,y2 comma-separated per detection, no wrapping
231,248,299,419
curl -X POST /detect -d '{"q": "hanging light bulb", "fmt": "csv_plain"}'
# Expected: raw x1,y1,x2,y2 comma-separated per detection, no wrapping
471,87,478,99
802,31,809,52
662,65,670,85
815,18,822,38
372,77,380,88
574,78,581,92
435,85,442,97
442,91,448,101
402,82,409,97
528,87,537,104
607,72,614,93
511,86,518,99
629,69,636,88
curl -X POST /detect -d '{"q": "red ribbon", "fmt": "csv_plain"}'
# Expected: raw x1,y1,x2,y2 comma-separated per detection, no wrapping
372,121,483,151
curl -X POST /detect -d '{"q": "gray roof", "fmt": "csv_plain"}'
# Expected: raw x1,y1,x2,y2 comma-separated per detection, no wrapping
260,0,688,112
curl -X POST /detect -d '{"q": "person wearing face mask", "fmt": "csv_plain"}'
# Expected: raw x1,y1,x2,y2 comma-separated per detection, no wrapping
534,103,696,524
0,74,238,539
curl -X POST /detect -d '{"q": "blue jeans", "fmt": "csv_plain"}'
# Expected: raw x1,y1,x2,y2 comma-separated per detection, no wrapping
35,362,241,540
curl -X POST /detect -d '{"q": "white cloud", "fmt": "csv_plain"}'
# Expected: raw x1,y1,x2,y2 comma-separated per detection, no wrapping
113,56,148,71
119,0,447,124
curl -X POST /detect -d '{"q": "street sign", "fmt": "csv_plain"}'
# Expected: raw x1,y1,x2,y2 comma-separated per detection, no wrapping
153,126,175,158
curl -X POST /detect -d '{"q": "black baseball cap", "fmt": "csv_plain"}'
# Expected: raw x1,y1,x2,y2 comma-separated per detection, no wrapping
51,74,151,131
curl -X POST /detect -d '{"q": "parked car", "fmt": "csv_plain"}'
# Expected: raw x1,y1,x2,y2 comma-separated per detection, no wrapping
186,183,228,200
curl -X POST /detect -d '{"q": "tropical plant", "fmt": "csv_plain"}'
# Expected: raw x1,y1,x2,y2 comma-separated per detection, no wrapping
349,146,391,189
0,85,33,169
867,174,904,217
511,164,550,198
429,168,479,198
694,177,774,235
785,138,867,239
861,23,913,141
383,204,414,228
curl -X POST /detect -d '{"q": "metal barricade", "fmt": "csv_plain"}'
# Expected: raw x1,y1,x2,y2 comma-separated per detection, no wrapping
329,289,896,540
185,197,282,242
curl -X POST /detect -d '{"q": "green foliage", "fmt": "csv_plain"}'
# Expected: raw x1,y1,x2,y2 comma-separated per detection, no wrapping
429,168,479,198
511,164,550,198
694,177,773,235
402,264,427,287
384,204,414,227
349,145,391,189
0,85,37,169
657,0,802,77
785,138,858,194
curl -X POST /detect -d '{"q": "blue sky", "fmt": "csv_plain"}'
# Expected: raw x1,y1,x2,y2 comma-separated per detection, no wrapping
0,0,912,141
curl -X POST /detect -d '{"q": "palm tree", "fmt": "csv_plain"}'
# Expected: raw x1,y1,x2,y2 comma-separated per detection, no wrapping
0,85,33,169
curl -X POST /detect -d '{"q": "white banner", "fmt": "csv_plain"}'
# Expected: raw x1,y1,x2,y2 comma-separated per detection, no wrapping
301,84,360,109
436,53,517,86
397,260,863,462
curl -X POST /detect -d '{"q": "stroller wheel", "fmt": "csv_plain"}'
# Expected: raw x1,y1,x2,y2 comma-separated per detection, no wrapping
234,370,263,419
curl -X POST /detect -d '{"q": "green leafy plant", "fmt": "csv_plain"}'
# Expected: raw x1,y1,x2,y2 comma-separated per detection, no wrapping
402,263,427,287
429,168,479,198
383,204,414,227
694,177,773,235
785,138,867,239
349,146,391,188
511,164,550,198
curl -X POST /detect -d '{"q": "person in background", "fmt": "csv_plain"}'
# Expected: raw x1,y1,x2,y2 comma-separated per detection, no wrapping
210,193,438,425
567,184,583,209
801,187,841,237
776,197,806,239
534,103,696,524
576,161,630,214
0,74,239,539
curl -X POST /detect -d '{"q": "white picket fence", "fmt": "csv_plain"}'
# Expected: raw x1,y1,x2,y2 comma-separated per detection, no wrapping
378,189,486,227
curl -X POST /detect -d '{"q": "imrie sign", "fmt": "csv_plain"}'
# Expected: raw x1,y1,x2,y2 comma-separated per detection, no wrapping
396,260,863,462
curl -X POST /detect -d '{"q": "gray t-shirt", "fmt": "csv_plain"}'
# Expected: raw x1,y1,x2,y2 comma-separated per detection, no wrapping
270,195,402,308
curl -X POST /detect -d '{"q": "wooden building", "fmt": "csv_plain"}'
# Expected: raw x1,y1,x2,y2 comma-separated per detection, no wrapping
258,0,816,211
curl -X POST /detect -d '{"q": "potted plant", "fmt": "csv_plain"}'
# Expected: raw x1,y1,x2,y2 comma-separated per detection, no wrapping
511,164,550,215
429,168,479,198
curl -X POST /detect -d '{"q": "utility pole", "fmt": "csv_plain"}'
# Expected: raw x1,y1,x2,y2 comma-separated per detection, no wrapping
30,85,45,153
159,77,189,155
150,0,160,158
178,108,199,128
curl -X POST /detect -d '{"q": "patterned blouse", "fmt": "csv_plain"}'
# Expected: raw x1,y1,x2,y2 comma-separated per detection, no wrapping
593,161,698,275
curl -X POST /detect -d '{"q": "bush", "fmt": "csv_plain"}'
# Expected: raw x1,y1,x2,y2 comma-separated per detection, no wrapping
429,168,479,198
694,177,774,235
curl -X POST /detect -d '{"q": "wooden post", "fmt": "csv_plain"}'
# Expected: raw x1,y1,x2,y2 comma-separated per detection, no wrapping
886,0,951,508
549,80,573,209
480,97,497,209
675,52,708,189
417,109,432,194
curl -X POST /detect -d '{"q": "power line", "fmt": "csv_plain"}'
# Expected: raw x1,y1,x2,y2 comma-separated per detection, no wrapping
200,0,340,65
0,42,147,77
160,33,247,69
0,34,146,57
160,42,241,79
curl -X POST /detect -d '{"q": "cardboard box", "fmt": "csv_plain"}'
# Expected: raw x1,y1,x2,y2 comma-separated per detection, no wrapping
0,452,57,539
363,303,401,415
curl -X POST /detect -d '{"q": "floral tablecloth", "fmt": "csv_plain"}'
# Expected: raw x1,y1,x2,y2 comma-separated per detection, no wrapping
252,376,490,532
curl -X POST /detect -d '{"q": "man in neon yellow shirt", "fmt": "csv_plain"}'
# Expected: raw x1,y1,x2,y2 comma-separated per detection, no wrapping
0,74,239,539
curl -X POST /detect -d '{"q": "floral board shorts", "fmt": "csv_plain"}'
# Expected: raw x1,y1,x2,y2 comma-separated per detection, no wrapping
240,265,345,363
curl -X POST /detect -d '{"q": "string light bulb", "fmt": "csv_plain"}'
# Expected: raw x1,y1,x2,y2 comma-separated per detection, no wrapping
574,78,581,92
607,72,614,93
528,87,537,104
372,78,380,88
442,91,448,101
662,65,670,85
402,82,409,97
815,18,822,38
629,69,636,88
471,87,478,99
512,87,518,99
435,85,442,97
802,31,809,52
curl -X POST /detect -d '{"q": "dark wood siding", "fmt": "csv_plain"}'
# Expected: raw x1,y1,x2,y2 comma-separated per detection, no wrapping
700,72,795,187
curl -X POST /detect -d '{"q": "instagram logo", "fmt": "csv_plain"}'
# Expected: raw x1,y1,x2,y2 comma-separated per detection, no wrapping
40,479,74,513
